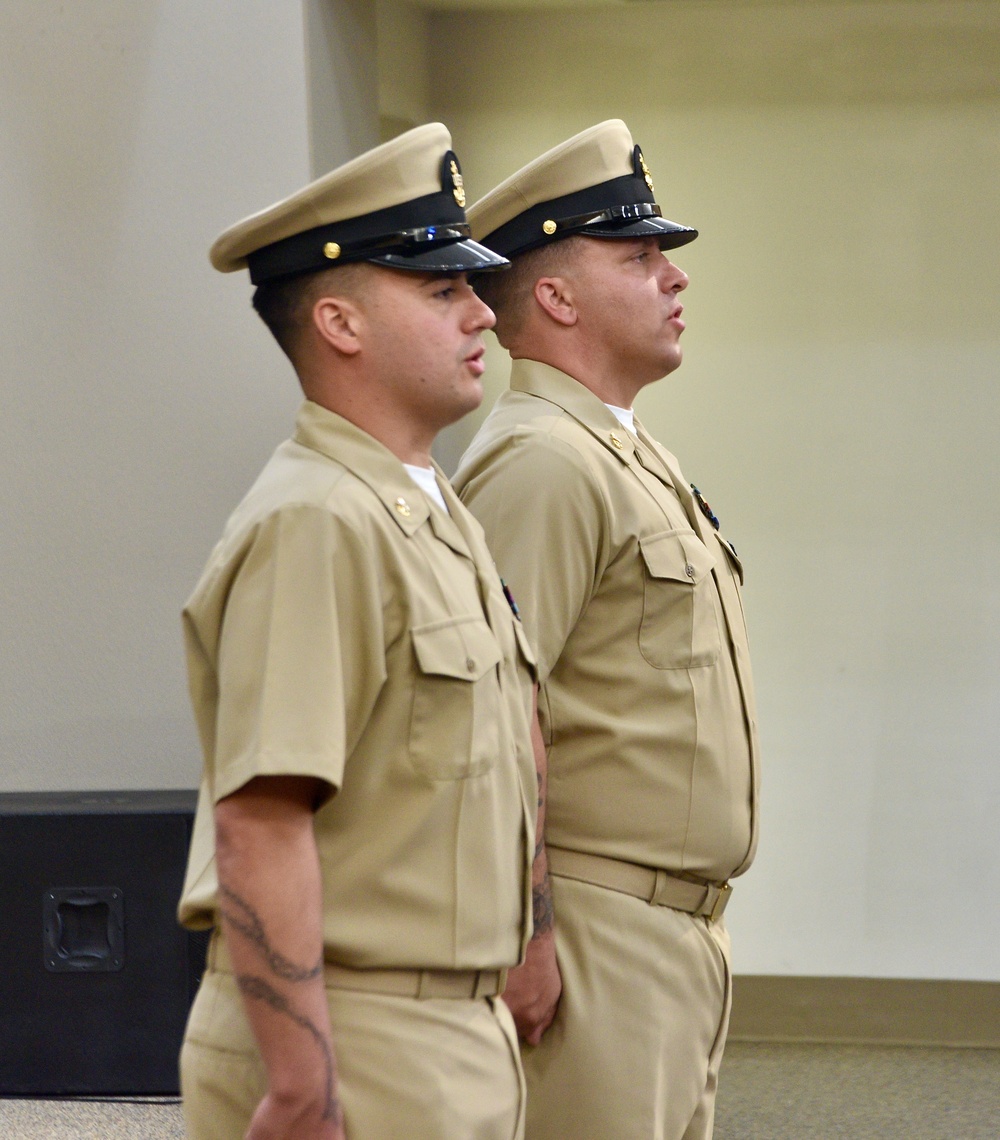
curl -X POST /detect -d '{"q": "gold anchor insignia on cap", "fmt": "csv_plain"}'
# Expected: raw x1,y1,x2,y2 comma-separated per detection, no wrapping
542,220,557,235
394,496,412,518
323,242,341,260
450,160,466,208
638,150,655,194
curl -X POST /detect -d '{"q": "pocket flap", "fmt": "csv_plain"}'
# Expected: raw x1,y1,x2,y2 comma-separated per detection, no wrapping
411,618,503,682
715,534,744,585
511,617,537,673
639,530,715,586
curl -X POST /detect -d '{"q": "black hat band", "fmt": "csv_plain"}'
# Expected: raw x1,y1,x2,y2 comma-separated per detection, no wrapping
481,171,657,258
248,186,468,285
550,201,664,233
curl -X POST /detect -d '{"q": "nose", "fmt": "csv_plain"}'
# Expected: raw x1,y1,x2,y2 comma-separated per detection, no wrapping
660,258,689,294
463,281,496,331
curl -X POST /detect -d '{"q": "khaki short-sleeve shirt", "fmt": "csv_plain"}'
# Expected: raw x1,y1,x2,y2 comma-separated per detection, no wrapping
454,361,759,882
178,401,536,970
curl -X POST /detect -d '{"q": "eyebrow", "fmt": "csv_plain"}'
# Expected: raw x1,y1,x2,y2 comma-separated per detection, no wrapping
419,272,463,287
617,239,652,255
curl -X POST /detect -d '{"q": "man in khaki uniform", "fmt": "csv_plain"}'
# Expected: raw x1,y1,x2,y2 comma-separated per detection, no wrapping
453,121,760,1140
177,124,540,1140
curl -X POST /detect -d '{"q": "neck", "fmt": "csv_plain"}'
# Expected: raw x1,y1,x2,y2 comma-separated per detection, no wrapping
301,371,436,466
337,401,436,465
512,344,647,408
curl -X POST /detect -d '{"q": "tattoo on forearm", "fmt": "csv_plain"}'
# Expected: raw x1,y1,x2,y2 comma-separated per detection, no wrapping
236,974,340,1123
533,870,554,935
536,770,544,811
218,884,323,982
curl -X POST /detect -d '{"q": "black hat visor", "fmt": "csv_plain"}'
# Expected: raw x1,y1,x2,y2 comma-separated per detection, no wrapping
370,227,509,273
556,203,696,251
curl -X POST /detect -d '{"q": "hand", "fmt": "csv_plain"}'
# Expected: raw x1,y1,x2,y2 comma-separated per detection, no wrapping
245,1089,346,1140
501,930,562,1046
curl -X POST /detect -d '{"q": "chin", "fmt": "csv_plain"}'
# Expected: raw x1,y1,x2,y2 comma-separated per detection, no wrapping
439,385,484,428
462,377,485,411
660,350,684,377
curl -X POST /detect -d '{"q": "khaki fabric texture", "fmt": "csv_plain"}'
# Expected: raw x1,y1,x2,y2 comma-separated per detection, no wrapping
454,360,759,883
181,969,525,1140
211,122,455,272
522,875,731,1140
467,119,635,243
178,400,536,970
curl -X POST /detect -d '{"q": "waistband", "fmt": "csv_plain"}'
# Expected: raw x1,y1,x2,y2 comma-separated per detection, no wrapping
547,846,732,922
207,931,507,1000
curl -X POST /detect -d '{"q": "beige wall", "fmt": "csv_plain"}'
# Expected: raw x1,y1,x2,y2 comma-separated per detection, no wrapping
377,0,431,138
0,1,374,793
307,0,380,170
424,1,1000,981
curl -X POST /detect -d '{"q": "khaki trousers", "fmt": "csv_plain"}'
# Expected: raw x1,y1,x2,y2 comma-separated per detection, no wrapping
523,874,731,1140
181,968,525,1139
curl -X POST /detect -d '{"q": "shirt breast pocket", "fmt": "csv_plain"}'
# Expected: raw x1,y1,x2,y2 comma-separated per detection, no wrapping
638,530,721,670
410,616,503,779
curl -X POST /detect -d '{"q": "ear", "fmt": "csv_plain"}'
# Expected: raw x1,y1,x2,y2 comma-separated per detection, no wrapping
533,276,577,327
312,294,364,356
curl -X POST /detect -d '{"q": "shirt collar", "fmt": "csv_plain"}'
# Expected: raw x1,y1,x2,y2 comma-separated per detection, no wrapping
509,359,639,466
605,403,635,432
292,400,430,535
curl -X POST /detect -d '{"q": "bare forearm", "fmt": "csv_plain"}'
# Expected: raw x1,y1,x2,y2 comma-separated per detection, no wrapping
217,881,334,1110
215,777,343,1137
530,696,554,939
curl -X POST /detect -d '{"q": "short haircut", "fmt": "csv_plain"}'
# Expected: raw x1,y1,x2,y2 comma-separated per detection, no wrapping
473,236,586,348
252,262,371,362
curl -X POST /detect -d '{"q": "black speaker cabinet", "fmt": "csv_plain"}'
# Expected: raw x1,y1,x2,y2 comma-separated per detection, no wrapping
0,789,210,1095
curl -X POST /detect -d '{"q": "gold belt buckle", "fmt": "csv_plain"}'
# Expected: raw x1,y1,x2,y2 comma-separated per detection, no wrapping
708,882,732,923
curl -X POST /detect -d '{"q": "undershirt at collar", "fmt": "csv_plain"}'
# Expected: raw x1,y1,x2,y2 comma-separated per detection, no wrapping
605,403,635,433
403,463,449,514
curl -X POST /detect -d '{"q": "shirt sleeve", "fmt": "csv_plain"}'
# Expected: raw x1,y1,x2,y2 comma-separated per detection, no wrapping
458,431,608,683
212,503,386,803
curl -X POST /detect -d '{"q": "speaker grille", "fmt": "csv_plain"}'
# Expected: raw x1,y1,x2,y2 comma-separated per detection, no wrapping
0,790,206,1095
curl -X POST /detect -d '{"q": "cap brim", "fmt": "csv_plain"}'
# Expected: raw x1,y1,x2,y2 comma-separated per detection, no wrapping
582,215,698,251
371,237,509,273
